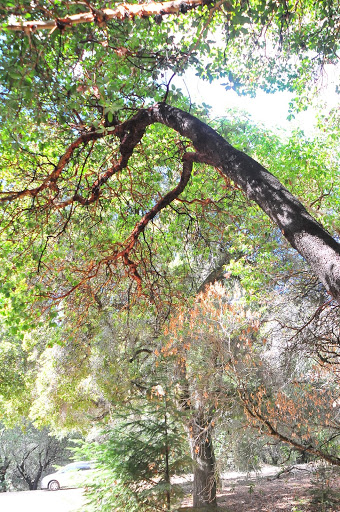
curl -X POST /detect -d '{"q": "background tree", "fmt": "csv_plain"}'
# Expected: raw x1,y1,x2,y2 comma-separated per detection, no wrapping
167,281,339,465
76,366,191,512
82,403,186,512
0,422,72,490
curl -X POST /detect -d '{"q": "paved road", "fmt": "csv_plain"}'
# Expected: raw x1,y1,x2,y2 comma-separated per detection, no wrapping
0,488,86,512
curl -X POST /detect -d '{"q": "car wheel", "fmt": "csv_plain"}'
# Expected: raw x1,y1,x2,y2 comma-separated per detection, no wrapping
48,480,60,491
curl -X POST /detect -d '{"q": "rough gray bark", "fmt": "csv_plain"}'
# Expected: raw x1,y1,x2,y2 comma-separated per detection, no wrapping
188,412,217,508
120,103,340,304
197,251,233,294
0,457,10,492
177,352,218,508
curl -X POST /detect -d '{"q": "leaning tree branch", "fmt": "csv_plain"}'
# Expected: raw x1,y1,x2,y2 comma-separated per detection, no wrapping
3,0,207,33
1,102,340,304
241,393,340,467
122,103,340,304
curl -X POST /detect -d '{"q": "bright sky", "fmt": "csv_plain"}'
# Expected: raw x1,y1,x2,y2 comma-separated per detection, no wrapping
181,72,293,127
172,65,339,135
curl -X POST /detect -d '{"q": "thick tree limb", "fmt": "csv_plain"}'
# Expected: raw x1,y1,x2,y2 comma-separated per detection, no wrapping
3,0,206,33
123,103,340,304
2,103,340,304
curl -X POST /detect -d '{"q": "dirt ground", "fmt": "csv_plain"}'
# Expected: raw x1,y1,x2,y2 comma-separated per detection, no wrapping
179,464,340,512
0,465,338,512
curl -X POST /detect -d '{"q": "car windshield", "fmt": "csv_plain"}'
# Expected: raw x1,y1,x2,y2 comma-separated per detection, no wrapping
57,462,91,473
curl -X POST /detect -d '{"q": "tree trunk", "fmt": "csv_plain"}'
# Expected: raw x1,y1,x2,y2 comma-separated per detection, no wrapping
188,412,217,508
122,103,340,305
0,458,10,492
16,458,42,490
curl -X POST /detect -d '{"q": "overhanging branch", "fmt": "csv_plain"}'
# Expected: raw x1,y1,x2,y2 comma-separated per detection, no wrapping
3,0,207,33
1,102,340,304
0,129,112,204
103,151,198,290
241,393,340,467
40,149,197,299
0,119,147,207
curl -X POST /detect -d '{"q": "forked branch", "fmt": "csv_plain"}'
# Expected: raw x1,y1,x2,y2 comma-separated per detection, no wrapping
103,151,200,290
0,120,147,207
1,102,340,304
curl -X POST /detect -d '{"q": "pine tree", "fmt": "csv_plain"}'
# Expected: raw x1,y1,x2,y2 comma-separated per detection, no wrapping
78,388,191,512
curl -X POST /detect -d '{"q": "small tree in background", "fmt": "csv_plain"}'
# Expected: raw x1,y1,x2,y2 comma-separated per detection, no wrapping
0,422,72,491
78,387,191,512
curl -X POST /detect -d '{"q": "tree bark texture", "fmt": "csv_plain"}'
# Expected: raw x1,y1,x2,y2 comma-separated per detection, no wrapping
120,103,340,304
4,0,207,32
0,458,10,492
188,412,217,508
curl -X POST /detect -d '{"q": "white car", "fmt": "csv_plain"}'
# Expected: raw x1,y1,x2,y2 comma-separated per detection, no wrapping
41,461,94,490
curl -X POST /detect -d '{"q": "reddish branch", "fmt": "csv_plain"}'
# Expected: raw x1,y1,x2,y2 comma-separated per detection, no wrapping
3,0,206,33
103,152,200,289
0,121,146,207
0,129,111,204
2,102,340,304
241,393,340,466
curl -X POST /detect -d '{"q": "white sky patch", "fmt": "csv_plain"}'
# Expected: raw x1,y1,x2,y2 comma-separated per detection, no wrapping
7,15,18,24
179,71,293,127
170,63,339,135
